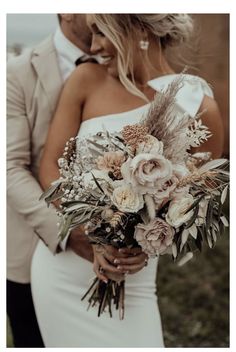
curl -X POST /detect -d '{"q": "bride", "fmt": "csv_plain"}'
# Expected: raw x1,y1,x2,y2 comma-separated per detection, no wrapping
31,14,224,347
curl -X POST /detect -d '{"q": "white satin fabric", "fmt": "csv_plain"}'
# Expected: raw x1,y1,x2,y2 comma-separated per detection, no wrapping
31,74,213,347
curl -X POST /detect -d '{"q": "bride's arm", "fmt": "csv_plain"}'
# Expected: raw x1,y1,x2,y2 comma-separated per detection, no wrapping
39,69,86,190
193,95,224,158
39,66,94,261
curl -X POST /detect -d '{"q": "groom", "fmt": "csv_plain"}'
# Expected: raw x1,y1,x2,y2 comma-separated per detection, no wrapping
7,14,98,347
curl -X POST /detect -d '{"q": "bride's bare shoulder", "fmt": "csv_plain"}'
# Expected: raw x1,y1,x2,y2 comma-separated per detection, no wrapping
66,63,108,89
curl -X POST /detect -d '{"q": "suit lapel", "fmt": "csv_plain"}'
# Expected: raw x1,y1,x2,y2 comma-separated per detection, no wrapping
31,36,63,113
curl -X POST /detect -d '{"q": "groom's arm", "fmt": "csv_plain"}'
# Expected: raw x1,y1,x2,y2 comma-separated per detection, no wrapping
7,59,92,260
7,60,61,254
7,58,93,261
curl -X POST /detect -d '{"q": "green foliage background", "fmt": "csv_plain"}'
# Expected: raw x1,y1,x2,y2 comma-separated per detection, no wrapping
157,231,229,347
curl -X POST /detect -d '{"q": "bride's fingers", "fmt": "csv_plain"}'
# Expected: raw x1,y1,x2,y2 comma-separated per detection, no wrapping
116,258,149,274
93,259,108,283
118,247,142,256
103,245,130,259
96,254,123,275
103,251,116,265
102,246,135,264
113,253,147,266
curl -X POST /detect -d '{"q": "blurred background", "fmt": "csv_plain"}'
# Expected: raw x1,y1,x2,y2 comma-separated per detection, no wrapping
6,13,229,347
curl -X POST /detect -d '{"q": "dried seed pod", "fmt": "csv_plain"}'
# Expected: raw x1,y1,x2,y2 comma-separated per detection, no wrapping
101,208,114,220
110,211,126,229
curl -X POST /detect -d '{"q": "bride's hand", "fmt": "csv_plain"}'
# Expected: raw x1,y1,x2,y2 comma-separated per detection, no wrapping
107,246,149,275
92,244,148,283
92,244,124,283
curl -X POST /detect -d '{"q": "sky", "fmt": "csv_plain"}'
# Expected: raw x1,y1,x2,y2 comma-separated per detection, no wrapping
7,14,58,47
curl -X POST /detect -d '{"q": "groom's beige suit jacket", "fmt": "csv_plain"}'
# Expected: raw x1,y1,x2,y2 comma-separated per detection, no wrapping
7,36,64,283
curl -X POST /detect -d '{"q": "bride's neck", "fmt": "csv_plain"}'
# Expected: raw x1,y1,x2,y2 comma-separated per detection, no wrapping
132,42,175,87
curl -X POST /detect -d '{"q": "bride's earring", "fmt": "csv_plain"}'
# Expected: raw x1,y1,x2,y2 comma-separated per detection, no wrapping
139,39,149,50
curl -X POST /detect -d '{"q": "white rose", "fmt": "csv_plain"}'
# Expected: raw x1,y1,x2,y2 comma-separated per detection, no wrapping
111,183,144,213
121,154,173,194
166,194,194,228
136,135,164,155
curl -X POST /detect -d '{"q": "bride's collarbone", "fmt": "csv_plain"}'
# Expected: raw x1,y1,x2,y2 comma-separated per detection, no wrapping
83,83,150,118
83,94,148,120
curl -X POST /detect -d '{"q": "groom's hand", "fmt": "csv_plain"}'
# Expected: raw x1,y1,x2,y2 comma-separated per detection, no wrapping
67,226,94,263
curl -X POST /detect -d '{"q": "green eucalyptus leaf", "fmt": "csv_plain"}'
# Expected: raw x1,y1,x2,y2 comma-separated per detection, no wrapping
39,182,61,202
58,212,77,241
185,204,199,229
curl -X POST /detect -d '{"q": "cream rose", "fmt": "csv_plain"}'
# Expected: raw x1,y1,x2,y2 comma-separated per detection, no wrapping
121,154,173,194
136,135,164,155
111,183,144,213
166,194,194,228
134,218,174,256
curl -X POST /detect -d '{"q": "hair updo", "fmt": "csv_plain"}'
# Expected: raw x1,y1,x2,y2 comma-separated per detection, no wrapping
93,14,194,101
133,14,194,48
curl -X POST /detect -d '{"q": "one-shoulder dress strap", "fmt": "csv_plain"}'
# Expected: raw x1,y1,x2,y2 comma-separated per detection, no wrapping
147,74,214,118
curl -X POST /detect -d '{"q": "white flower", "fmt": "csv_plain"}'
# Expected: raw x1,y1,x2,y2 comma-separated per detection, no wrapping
111,183,144,213
58,157,68,168
136,135,164,155
166,194,194,228
82,170,112,190
121,154,173,194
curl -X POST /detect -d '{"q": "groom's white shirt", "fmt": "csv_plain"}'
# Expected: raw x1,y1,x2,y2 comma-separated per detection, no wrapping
54,26,85,81
7,28,87,283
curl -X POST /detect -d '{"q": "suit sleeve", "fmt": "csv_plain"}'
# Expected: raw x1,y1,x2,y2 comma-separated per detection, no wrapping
7,63,61,254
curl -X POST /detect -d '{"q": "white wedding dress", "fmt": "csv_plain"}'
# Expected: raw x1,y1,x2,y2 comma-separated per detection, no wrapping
31,74,213,347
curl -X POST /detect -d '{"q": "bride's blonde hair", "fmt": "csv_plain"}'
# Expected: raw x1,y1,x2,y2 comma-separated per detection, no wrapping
92,14,194,102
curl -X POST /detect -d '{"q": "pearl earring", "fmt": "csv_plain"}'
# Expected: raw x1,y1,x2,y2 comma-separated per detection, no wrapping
139,40,149,50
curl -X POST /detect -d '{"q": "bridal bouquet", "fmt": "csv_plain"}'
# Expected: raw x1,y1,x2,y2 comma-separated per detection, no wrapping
41,76,229,319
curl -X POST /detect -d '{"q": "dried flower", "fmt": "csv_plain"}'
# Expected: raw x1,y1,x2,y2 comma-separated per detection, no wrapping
136,135,164,155
121,124,149,151
62,137,77,163
96,151,126,179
